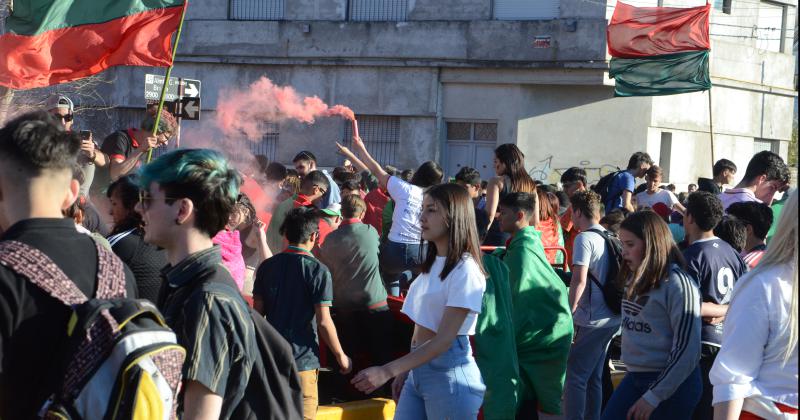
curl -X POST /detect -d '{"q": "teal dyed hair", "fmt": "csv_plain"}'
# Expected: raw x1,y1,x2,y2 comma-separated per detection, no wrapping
139,148,242,237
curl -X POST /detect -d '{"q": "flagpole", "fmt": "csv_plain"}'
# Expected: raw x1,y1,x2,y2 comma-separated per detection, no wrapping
147,0,189,163
708,87,715,171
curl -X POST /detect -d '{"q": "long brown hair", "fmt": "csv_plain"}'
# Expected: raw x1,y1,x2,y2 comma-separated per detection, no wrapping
420,183,486,280
537,187,559,235
619,211,685,299
495,144,536,193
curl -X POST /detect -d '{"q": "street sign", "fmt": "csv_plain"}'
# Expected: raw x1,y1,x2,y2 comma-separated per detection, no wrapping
144,74,201,102
179,97,201,120
183,79,200,98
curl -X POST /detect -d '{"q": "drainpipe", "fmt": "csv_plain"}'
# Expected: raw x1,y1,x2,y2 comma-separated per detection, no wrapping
435,66,444,167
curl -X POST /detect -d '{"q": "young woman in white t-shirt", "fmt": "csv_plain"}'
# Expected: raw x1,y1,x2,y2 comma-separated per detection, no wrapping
336,137,443,295
350,183,487,419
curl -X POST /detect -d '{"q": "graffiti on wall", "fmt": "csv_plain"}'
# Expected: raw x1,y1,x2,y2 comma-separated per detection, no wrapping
529,155,620,186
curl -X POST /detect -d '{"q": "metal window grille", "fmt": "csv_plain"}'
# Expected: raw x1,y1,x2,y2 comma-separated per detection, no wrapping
753,139,778,154
229,122,279,162
712,0,732,14
230,0,284,20
349,0,408,21
343,116,400,166
493,0,560,20
446,121,498,142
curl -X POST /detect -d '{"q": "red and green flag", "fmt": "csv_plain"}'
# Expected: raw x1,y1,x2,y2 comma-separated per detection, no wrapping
607,2,711,97
0,0,185,90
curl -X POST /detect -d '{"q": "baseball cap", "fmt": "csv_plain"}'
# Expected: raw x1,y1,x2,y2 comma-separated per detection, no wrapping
651,202,672,220
45,94,74,113
319,208,341,218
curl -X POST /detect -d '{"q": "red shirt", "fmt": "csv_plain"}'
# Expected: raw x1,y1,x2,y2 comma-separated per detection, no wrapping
560,206,580,264
363,189,389,235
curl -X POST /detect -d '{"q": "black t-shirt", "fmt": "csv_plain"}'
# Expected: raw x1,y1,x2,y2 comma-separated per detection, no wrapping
253,249,333,371
0,218,137,419
109,228,168,303
100,129,138,163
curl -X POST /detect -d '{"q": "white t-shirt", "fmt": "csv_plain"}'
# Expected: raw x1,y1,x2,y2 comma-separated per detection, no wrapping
571,225,620,328
387,176,424,244
401,254,486,335
635,189,679,210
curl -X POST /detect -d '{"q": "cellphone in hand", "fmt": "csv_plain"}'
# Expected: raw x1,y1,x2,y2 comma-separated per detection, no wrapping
79,130,92,141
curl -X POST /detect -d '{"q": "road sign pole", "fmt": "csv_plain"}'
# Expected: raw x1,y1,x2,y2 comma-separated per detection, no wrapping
147,0,189,163
176,77,184,149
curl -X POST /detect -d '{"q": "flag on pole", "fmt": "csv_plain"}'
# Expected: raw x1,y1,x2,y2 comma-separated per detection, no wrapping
0,0,186,90
607,2,711,97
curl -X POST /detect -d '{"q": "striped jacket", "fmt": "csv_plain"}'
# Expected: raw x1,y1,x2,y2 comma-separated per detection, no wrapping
621,265,701,406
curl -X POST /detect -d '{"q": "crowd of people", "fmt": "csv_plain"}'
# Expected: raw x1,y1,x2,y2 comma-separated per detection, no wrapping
0,95,797,420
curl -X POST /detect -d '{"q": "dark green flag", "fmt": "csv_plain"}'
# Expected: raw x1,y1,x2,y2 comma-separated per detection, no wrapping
609,50,711,97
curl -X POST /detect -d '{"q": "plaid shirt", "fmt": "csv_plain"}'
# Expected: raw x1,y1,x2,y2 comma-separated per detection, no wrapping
159,246,257,418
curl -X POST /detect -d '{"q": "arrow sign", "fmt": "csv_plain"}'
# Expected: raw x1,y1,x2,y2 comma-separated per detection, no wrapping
180,97,201,120
183,80,200,98
144,74,201,101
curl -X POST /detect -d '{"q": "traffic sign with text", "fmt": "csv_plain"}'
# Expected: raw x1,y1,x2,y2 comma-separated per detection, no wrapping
144,74,201,102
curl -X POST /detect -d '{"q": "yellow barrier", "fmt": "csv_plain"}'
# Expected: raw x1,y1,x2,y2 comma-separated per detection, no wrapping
611,370,626,389
317,398,396,420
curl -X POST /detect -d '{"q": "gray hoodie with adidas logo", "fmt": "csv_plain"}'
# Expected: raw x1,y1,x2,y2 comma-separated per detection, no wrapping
620,264,702,407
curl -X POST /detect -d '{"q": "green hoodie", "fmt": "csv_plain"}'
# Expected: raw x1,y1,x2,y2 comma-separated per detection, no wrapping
495,226,573,359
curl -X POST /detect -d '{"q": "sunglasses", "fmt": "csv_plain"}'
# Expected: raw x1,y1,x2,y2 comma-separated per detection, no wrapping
53,113,73,122
138,190,182,210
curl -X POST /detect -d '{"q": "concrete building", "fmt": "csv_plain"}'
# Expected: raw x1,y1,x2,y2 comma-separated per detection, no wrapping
86,0,796,188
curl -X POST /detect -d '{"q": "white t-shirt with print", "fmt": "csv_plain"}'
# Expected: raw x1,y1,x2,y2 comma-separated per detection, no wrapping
387,176,424,244
635,189,679,210
401,254,486,335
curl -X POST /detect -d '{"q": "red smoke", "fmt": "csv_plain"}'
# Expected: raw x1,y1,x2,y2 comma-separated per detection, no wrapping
216,76,355,140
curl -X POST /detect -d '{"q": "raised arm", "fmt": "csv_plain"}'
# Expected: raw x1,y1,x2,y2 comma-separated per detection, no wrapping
349,136,391,189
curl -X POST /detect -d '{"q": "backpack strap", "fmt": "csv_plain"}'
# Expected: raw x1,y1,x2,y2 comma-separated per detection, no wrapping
0,240,88,306
583,228,609,289
94,240,127,300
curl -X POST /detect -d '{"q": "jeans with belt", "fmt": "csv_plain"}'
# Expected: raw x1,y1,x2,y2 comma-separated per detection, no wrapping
394,336,486,420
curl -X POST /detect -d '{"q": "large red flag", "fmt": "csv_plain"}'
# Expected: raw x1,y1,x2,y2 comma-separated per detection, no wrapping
608,2,710,58
0,0,185,89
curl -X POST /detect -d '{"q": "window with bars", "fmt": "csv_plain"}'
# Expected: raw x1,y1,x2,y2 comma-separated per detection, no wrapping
247,122,280,162
753,138,779,154
349,0,408,21
446,121,498,142
230,0,284,20
343,116,400,166
712,0,732,14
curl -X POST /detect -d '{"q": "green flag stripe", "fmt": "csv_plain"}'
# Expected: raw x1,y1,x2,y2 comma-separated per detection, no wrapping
7,0,184,36
610,50,711,97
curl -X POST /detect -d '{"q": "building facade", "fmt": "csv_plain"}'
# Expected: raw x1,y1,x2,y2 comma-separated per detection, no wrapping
87,0,796,187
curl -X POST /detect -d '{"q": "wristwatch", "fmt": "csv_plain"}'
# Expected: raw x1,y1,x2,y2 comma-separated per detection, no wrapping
88,150,97,164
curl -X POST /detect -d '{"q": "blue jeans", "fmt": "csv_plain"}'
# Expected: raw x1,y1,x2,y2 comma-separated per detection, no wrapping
564,324,619,420
601,367,702,420
380,240,424,296
394,336,485,420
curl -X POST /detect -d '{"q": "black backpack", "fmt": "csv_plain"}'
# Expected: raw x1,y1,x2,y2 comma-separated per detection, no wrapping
592,170,623,206
585,228,624,314
195,276,304,420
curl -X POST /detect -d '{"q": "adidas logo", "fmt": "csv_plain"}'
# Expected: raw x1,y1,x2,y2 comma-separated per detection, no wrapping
621,296,649,316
